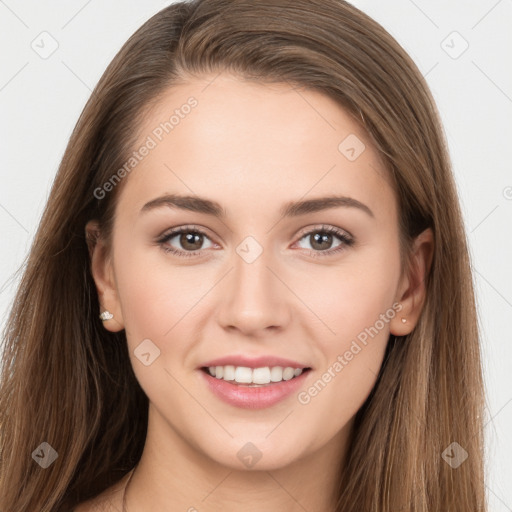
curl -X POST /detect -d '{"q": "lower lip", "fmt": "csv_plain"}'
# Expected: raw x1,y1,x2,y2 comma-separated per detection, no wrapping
198,368,311,409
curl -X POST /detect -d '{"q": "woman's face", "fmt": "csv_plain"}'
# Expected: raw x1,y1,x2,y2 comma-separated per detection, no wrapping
91,72,414,471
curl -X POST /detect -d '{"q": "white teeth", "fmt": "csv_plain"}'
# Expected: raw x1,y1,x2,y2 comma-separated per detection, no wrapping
282,367,295,381
270,366,283,382
234,366,253,383
206,365,305,384
223,365,235,381
252,367,271,384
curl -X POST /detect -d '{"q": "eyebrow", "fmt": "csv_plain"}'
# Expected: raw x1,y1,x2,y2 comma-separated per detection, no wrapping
140,193,374,218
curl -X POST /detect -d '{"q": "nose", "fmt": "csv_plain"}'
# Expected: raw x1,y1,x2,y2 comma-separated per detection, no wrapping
215,244,291,337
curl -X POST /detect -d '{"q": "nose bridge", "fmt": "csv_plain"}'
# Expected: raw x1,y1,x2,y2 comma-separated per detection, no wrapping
216,236,290,333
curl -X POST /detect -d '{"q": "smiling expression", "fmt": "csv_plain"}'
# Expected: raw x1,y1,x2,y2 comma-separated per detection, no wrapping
91,72,410,470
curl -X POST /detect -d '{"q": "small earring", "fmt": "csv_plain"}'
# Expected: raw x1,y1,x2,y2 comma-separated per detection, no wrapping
401,317,407,324
99,311,114,321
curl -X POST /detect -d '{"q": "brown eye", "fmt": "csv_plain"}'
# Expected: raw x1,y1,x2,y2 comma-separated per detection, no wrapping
295,226,354,257
178,232,205,251
309,232,335,251
158,226,215,257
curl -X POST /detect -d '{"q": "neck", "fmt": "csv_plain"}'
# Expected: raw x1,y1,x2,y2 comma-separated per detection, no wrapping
123,403,350,512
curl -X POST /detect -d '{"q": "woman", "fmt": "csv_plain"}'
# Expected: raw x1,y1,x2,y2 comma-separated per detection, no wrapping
0,0,486,510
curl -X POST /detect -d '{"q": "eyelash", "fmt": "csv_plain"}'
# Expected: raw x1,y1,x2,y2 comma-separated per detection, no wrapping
156,224,355,259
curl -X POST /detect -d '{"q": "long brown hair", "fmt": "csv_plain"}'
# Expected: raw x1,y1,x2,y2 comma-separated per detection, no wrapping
0,1,486,510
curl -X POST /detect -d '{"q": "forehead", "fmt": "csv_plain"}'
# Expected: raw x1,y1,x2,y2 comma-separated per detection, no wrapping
116,73,395,223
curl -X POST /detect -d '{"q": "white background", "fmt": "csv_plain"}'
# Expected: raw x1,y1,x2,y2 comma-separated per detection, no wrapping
0,0,511,509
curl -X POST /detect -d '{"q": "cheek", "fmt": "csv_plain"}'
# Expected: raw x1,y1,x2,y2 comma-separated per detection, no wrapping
299,240,401,345
293,243,400,429
112,242,202,350
294,301,394,454
112,247,207,410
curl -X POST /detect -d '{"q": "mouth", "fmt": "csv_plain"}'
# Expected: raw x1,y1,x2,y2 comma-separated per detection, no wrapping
198,365,312,409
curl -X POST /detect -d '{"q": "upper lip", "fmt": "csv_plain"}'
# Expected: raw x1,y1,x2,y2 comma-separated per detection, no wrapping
200,355,312,369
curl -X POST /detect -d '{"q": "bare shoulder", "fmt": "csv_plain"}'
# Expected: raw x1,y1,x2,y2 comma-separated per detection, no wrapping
73,499,107,512
73,493,121,512
73,473,130,512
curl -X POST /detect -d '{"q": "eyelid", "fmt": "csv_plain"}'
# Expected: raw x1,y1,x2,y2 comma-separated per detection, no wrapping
157,224,217,243
294,223,353,241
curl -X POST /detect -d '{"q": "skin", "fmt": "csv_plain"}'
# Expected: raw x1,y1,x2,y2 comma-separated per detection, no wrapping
82,72,433,512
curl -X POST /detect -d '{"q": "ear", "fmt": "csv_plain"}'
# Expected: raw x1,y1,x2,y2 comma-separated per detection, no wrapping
390,228,434,336
85,220,125,332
